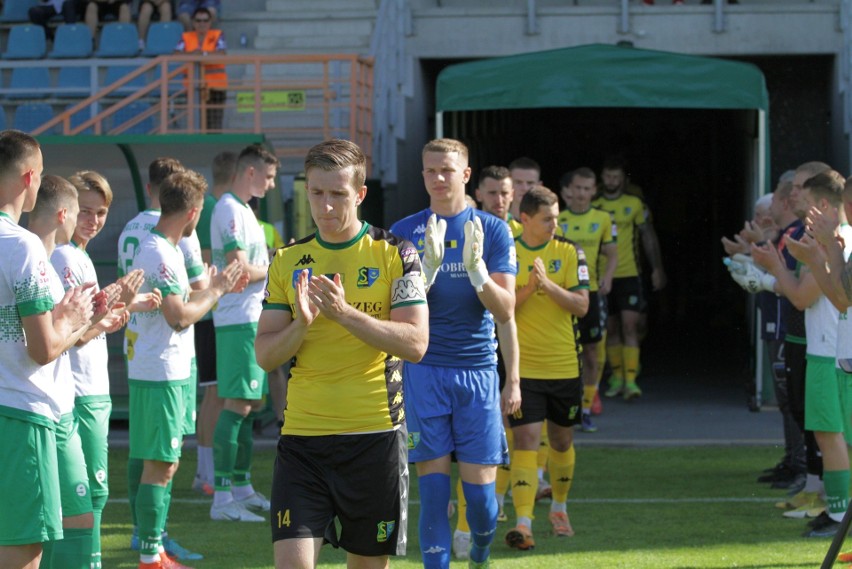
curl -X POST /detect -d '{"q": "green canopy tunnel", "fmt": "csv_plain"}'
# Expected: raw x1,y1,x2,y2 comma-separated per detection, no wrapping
433,44,771,399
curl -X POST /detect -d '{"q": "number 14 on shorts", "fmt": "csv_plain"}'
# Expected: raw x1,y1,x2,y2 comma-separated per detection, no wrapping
277,509,291,528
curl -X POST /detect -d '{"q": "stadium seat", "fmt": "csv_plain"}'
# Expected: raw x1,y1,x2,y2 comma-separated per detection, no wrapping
111,101,154,134
13,103,55,133
8,67,51,99
142,22,183,57
95,22,139,57
0,0,37,23
68,105,95,135
57,67,95,98
104,64,148,96
49,24,94,59
3,24,47,59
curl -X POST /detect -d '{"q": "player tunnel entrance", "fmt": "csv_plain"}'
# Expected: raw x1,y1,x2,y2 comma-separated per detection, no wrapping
434,44,769,385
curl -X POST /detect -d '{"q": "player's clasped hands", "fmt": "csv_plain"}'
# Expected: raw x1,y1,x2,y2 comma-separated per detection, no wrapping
55,284,95,331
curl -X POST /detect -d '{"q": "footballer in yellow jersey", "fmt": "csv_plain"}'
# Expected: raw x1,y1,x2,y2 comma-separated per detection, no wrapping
594,157,666,402
505,187,589,551
257,139,428,565
559,167,619,431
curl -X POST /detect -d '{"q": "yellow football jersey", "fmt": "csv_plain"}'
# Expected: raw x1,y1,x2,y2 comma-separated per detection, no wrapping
263,222,426,436
515,235,589,379
557,207,615,292
592,193,647,278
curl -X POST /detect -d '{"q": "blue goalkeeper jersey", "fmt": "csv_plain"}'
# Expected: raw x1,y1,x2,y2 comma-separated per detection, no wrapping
391,206,517,368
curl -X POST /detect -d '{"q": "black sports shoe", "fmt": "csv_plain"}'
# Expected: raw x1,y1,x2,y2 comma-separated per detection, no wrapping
803,512,841,538
757,463,792,484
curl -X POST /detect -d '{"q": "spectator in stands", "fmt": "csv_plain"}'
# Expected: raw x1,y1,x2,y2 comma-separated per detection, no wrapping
29,0,85,41
84,0,132,39
137,0,172,50
176,7,227,131
177,0,219,31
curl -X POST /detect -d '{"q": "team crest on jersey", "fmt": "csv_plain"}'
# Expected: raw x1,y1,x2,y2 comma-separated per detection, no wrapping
548,260,561,273
63,266,73,283
407,431,420,449
38,260,46,277
590,222,600,233
292,268,312,288
624,207,632,215
158,263,176,282
357,267,380,288
377,521,396,543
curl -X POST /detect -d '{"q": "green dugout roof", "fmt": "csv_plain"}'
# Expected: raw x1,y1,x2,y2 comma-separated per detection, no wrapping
436,44,769,112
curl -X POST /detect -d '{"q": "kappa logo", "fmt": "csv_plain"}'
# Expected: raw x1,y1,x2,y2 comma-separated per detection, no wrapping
513,480,531,487
413,224,427,235
295,254,316,266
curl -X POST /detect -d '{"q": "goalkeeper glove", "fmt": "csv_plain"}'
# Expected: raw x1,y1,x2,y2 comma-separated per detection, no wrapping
422,213,446,290
732,262,777,294
463,216,489,292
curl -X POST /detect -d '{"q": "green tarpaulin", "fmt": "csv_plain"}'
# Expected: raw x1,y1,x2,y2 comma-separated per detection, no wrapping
436,43,768,112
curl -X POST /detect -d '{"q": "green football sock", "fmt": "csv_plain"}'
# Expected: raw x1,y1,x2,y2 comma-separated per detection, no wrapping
136,484,166,558
213,410,243,492
127,458,143,527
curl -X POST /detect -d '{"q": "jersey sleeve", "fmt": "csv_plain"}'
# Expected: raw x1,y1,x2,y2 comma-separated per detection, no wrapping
566,244,590,291
49,246,82,291
15,234,55,317
481,213,517,276
179,232,206,283
262,251,293,312
390,240,427,309
601,212,615,245
139,249,183,298
214,202,247,254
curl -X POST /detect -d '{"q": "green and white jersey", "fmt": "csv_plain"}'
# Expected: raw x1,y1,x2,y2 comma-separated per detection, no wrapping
210,192,267,327
51,242,109,399
118,208,206,284
807,224,852,358
179,229,206,286
125,230,193,382
835,226,852,363
117,209,160,278
0,213,66,425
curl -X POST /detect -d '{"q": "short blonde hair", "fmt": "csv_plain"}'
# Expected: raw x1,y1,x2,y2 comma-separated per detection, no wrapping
422,138,469,162
69,170,113,207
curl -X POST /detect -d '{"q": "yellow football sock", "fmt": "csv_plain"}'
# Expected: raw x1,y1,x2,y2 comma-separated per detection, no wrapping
607,344,624,380
549,445,576,503
582,385,597,412
456,477,469,532
495,428,513,499
537,423,549,473
623,346,640,384
511,450,539,519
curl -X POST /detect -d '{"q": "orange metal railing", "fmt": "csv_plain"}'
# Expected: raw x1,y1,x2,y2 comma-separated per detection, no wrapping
33,53,374,167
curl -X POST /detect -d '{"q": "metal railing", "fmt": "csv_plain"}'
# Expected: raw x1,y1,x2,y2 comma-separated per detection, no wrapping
10,53,373,167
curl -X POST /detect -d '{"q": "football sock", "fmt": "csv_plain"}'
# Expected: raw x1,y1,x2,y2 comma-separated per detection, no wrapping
624,346,640,384
462,480,498,564
233,412,256,498
537,423,549,474
48,526,93,569
607,344,624,380
549,445,576,503
418,473,451,569
456,477,469,532
595,333,607,385
213,409,243,495
582,385,597,412
91,493,106,569
127,457,143,527
511,450,539,519
136,484,166,561
197,446,213,484
824,469,850,522
160,480,173,533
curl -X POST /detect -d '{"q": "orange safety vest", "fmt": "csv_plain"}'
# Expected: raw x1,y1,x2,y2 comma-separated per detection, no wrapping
181,30,228,90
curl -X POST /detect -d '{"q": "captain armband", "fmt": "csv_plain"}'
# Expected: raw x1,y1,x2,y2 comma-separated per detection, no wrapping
391,274,427,308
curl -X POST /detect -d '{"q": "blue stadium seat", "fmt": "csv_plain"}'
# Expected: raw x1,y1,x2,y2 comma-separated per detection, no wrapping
3,25,47,59
13,103,55,133
0,0,37,23
142,22,183,57
57,67,95,98
68,105,95,135
49,24,94,59
112,101,154,134
95,23,139,57
104,64,148,96
8,67,51,99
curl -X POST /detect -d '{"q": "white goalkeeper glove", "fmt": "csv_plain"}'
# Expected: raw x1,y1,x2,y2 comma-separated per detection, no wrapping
422,214,446,290
723,254,754,276
463,217,489,292
732,262,777,294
